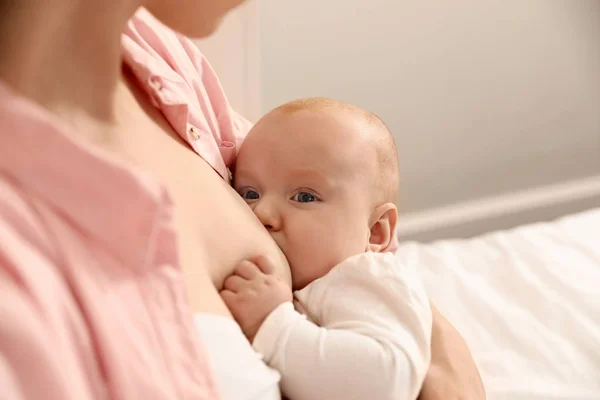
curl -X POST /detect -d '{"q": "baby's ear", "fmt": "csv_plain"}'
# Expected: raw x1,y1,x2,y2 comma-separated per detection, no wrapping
367,203,398,253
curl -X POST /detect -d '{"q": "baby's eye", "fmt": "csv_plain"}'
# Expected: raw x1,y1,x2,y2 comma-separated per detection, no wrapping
242,190,260,200
292,192,317,203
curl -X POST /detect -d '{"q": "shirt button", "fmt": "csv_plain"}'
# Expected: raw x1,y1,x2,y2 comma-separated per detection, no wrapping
189,126,201,140
149,76,163,91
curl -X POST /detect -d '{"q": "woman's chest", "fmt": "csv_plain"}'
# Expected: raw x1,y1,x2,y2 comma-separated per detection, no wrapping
108,77,290,304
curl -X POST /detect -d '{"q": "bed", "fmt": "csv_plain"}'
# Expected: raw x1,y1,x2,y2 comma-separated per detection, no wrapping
396,208,600,400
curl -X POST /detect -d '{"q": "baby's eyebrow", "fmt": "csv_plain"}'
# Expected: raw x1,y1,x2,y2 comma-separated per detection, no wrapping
232,167,253,177
231,168,257,182
287,168,336,187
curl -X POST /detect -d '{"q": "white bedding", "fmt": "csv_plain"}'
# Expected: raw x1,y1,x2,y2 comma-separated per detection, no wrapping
396,208,600,400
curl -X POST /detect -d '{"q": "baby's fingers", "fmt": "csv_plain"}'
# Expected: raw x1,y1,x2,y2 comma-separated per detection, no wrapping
253,254,277,275
222,275,247,293
234,260,261,280
219,289,237,307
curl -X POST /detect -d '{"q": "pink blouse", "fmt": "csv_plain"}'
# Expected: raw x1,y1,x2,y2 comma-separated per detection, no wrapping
0,7,252,400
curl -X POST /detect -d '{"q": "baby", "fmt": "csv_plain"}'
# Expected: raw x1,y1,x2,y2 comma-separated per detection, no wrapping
221,98,432,400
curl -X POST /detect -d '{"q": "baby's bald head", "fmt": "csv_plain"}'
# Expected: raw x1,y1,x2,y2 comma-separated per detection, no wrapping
270,97,399,206
236,98,400,286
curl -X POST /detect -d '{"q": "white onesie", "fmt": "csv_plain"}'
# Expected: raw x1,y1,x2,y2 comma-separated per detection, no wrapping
252,252,432,400
194,314,281,400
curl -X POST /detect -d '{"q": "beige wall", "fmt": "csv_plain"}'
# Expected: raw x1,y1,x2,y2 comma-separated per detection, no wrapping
194,1,260,120
258,0,600,217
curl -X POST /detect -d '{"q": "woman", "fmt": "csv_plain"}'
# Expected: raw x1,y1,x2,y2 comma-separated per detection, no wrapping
0,0,484,399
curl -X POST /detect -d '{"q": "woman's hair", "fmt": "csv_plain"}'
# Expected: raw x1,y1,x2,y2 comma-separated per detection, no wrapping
0,1,15,31
0,1,12,18
0,1,10,50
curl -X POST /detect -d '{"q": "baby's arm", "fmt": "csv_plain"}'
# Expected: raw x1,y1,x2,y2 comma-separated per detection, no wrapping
221,253,432,400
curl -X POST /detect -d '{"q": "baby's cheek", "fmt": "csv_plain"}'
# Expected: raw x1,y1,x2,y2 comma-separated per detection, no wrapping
288,236,330,290
286,214,338,287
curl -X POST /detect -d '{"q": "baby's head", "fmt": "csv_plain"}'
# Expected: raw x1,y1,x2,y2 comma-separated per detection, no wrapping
235,98,399,290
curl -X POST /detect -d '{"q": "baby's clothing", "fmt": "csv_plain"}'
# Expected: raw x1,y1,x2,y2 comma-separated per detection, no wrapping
194,314,281,400
252,252,432,400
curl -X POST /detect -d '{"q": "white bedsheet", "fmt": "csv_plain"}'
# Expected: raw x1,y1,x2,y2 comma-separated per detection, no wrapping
396,208,600,400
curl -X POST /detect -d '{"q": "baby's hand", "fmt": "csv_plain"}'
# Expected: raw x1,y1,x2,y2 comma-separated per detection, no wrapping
220,255,292,342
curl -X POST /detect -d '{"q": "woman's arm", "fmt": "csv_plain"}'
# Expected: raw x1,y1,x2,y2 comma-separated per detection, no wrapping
418,304,486,400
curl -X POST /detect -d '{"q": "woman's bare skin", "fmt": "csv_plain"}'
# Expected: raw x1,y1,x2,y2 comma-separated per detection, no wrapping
107,68,291,315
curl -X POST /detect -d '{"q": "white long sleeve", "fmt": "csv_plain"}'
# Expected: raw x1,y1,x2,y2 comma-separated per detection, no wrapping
252,252,432,400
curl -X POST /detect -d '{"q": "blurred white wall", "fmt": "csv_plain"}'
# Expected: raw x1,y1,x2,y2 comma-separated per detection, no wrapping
258,0,600,213
194,1,260,120
197,0,600,239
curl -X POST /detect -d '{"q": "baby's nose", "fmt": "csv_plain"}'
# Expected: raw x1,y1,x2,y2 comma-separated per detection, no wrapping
261,216,281,232
254,201,281,231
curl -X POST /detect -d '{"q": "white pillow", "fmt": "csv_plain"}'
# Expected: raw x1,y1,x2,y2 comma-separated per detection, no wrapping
396,209,600,400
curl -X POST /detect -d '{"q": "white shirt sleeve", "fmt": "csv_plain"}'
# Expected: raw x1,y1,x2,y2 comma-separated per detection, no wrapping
252,252,432,400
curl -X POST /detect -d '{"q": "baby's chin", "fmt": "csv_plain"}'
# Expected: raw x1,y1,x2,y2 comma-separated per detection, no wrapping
288,260,329,291
285,258,305,292
275,244,330,290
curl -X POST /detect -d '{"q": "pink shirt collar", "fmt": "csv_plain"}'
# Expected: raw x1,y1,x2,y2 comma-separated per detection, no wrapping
0,7,253,266
0,81,168,269
121,7,252,183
